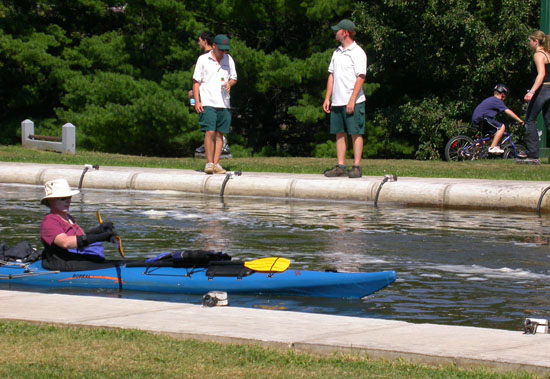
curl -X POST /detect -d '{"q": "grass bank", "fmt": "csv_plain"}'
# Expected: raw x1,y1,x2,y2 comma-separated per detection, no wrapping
0,145,549,181
0,321,534,378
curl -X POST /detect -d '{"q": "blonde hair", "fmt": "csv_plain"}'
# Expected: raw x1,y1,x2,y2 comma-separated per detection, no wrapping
530,30,550,52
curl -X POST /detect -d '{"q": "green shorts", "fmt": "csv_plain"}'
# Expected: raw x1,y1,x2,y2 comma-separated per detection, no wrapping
329,101,365,135
199,107,231,134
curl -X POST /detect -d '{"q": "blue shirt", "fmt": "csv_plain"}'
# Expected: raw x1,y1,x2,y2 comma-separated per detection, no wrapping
472,96,508,124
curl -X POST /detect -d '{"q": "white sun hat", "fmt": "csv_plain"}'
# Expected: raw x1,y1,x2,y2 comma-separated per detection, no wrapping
41,178,80,204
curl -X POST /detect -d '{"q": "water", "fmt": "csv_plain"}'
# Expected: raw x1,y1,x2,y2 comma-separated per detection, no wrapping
1,183,550,331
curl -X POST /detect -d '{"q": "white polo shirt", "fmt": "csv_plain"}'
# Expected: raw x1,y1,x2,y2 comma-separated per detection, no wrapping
328,41,367,106
192,51,237,108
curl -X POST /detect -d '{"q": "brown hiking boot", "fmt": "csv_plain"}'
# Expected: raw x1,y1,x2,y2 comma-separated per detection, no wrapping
324,165,347,177
348,165,362,178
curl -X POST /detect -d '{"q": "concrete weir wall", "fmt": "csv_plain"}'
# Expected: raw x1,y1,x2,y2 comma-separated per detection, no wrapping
1,162,550,213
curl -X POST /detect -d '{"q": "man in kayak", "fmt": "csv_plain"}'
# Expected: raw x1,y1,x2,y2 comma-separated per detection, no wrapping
40,178,117,271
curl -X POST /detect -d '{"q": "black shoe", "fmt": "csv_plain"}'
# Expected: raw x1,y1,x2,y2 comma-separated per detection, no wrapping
324,165,347,177
348,165,362,178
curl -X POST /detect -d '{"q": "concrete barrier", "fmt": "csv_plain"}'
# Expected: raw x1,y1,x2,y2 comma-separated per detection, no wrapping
21,119,76,154
0,162,550,213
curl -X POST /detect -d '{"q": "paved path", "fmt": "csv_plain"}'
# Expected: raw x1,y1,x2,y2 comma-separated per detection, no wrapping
1,290,549,375
1,162,550,212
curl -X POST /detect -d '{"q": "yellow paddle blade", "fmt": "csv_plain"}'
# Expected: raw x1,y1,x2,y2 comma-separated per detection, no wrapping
244,257,290,273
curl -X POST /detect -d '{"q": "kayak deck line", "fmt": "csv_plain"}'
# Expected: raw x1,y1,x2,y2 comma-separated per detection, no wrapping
0,262,61,280
0,271,60,280
143,265,204,278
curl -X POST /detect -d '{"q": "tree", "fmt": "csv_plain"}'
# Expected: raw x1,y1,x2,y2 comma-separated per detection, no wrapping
353,0,539,159
0,0,542,159
0,0,124,143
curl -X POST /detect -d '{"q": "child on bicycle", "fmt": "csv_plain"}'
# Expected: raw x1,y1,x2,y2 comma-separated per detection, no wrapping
471,84,524,154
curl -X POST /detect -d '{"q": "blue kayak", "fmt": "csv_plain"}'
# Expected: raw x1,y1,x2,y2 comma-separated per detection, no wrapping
0,260,396,299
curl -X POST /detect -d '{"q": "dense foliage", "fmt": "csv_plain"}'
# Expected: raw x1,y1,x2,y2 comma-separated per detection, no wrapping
0,0,541,159
354,0,539,159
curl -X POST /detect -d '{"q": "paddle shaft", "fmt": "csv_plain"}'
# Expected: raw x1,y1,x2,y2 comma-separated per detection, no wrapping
96,211,124,258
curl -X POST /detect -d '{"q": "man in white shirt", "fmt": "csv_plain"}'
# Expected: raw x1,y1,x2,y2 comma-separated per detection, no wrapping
188,31,214,106
322,19,367,178
192,34,237,174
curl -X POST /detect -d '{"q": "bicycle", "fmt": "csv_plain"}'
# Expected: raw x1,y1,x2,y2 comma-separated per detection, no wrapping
444,121,526,161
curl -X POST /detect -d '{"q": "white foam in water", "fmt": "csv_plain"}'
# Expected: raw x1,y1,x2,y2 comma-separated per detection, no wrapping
513,242,542,247
142,210,169,218
142,209,202,220
420,274,441,278
177,213,202,219
433,264,550,281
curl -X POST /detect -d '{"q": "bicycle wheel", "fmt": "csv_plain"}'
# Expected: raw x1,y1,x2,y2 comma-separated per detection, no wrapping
444,135,475,161
503,144,527,160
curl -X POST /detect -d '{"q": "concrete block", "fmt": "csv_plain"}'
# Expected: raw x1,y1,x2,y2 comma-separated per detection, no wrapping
21,119,76,154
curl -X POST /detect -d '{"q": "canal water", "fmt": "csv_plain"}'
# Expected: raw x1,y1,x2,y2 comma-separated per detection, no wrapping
1,183,549,331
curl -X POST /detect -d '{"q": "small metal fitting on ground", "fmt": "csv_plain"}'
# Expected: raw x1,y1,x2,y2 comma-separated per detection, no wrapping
202,291,229,307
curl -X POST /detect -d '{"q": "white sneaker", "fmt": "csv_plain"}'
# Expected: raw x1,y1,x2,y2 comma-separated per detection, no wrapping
213,163,226,174
488,146,504,154
204,163,214,174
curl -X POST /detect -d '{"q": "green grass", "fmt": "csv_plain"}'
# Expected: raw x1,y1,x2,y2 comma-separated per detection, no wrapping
1,145,549,181
0,321,535,378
